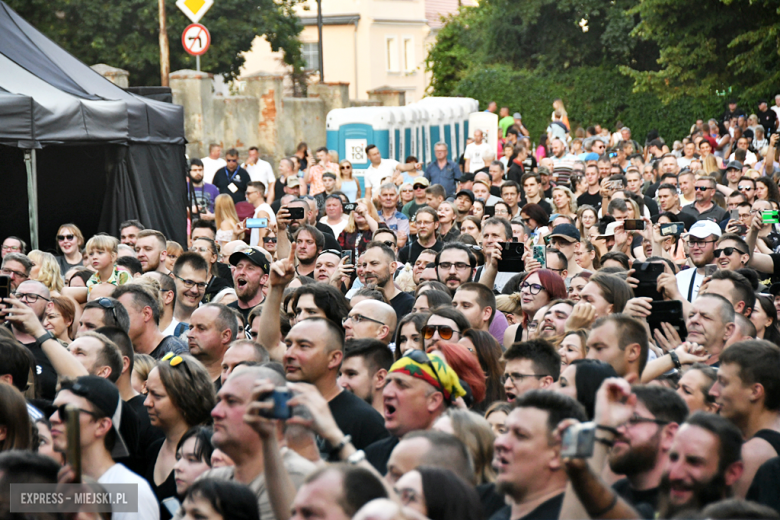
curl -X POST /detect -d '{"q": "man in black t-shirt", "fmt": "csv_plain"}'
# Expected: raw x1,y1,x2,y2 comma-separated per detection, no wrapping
361,241,414,317
284,317,387,457
757,99,779,136
577,163,603,210
603,386,688,519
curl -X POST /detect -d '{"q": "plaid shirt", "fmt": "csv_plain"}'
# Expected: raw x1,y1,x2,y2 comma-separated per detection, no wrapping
338,223,389,259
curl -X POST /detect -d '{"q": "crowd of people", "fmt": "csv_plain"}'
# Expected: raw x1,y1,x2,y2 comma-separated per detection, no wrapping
3,97,780,520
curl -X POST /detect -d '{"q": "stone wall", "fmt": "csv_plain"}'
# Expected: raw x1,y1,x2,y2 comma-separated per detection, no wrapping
93,64,398,165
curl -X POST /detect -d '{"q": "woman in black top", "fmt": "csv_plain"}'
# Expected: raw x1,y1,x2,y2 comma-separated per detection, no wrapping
144,354,215,519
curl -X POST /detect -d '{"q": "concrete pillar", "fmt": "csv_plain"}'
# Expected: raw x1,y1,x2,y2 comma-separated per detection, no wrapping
91,64,129,89
170,69,214,159
367,87,406,107
243,72,284,162
309,82,350,116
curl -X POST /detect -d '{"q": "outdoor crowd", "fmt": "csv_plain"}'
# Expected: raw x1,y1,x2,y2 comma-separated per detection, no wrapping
2,96,780,520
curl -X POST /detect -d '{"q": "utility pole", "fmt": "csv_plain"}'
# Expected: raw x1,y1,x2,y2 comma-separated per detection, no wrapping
317,0,324,82
159,0,170,86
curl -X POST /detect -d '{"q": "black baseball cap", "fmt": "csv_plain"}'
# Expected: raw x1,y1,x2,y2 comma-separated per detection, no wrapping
62,376,131,459
455,189,475,203
229,247,271,273
549,223,581,242
457,173,475,184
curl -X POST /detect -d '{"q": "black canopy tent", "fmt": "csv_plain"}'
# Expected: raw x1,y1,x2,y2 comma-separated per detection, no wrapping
0,2,188,252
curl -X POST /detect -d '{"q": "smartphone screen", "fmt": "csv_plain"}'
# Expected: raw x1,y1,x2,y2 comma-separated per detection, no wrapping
288,207,305,220
246,218,268,229
704,264,718,277
623,219,645,231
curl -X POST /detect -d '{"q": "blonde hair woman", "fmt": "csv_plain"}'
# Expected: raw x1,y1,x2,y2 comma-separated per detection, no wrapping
702,154,721,176
55,223,85,275
28,250,64,293
576,205,598,239
214,194,241,245
552,186,577,219
338,160,361,202
552,99,569,130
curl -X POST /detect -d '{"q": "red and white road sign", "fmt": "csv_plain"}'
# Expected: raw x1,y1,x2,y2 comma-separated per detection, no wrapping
182,23,210,56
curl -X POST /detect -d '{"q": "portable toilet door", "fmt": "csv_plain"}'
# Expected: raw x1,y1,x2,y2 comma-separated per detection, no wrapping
388,107,403,162
420,98,456,161
396,105,417,161
325,107,395,178
414,105,429,164
420,104,444,163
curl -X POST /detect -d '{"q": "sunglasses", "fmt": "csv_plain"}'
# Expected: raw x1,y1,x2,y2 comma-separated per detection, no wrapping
226,158,238,163
694,186,712,191
714,247,746,257
341,166,351,170
263,237,277,243
96,297,119,324
57,234,75,241
422,324,458,340
56,403,100,422
403,349,446,399
413,184,427,190
737,186,753,191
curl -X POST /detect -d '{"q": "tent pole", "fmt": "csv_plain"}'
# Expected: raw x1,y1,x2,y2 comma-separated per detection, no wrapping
24,150,39,250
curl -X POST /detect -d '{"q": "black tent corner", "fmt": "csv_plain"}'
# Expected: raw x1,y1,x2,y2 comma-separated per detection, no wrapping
0,1,188,251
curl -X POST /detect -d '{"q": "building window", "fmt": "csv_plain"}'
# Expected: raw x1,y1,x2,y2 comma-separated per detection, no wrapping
386,37,399,72
403,37,414,73
303,42,319,71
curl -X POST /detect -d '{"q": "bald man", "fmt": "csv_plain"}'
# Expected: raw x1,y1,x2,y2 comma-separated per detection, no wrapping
343,300,397,345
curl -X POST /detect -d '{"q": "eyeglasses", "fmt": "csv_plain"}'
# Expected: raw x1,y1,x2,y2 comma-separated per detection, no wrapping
422,324,458,340
56,404,101,422
174,274,207,291
95,297,119,324
694,186,712,191
14,292,50,303
714,247,746,257
619,414,669,429
403,349,445,397
1,268,28,279
437,262,471,271
342,314,385,326
162,352,195,379
1,245,20,252
548,267,566,274
737,186,753,191
501,372,548,385
57,234,75,241
413,184,427,190
380,240,396,248
190,246,210,254
520,282,544,295
686,239,717,248
226,158,238,163
401,189,413,193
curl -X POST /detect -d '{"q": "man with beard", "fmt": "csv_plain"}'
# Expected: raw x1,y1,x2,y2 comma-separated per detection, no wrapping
584,381,689,518
436,243,477,292
537,300,574,341
188,158,219,219
293,225,324,278
134,229,169,274
674,220,721,302
277,198,339,258
119,219,145,248
681,176,728,224
491,390,587,520
361,242,414,317
187,303,239,388
172,252,209,326
227,247,269,324
656,412,744,517
710,340,780,498
398,207,442,265
338,339,393,415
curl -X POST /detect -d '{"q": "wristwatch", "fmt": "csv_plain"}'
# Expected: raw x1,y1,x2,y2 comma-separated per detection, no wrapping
347,450,366,465
668,350,682,370
35,331,55,347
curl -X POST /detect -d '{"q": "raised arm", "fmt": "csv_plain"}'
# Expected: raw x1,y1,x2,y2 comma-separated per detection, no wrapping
258,246,296,361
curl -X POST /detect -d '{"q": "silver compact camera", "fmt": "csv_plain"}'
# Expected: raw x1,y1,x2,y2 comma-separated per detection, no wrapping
561,422,597,458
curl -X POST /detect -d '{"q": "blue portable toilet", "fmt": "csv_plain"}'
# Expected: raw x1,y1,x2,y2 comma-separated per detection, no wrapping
326,107,396,178
418,104,444,162
413,105,429,164
419,99,456,161
396,105,419,160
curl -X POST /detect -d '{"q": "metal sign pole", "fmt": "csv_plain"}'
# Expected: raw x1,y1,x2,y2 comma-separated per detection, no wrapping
24,149,39,250
196,55,200,72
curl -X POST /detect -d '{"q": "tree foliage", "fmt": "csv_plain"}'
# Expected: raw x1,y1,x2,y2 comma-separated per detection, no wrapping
622,0,780,104
6,0,304,86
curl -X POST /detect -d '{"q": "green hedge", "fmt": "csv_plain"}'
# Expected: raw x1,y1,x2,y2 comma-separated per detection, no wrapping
453,65,723,144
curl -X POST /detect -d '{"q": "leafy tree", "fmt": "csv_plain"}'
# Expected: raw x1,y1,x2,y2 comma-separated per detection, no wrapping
6,0,304,86
621,0,779,103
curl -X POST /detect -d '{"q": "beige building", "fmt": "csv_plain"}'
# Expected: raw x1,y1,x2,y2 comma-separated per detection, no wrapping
240,0,470,101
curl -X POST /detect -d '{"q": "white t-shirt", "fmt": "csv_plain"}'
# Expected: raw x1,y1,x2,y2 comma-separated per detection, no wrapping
250,203,277,247
676,268,704,303
243,159,276,190
200,157,227,185
728,150,758,166
365,159,399,193
162,318,181,337
320,216,348,236
98,463,160,520
464,142,492,172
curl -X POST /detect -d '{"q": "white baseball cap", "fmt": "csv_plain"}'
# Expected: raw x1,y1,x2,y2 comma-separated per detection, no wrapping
684,220,722,240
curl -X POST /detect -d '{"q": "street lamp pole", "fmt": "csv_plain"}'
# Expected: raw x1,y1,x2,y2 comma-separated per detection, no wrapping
317,0,324,82
159,0,170,86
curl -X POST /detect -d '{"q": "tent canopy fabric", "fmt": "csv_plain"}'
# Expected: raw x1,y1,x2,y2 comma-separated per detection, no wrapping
0,1,188,247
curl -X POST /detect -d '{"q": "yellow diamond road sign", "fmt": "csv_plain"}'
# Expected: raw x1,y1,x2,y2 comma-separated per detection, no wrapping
176,0,213,23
